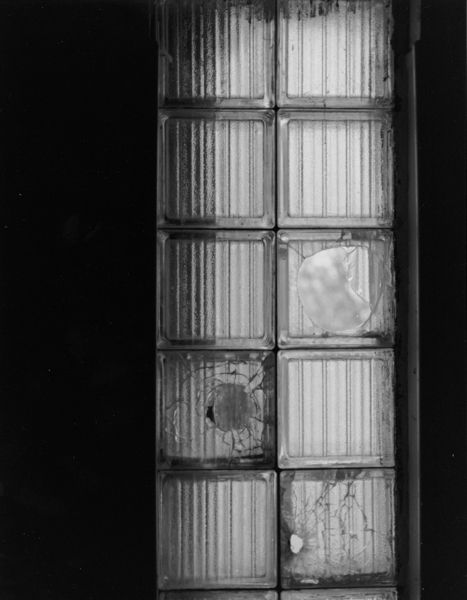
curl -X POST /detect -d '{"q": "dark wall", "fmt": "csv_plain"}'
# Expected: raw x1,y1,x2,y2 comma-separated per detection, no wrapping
0,2,156,598
417,0,467,597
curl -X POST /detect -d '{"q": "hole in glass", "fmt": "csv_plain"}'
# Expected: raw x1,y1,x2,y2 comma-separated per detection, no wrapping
297,246,373,333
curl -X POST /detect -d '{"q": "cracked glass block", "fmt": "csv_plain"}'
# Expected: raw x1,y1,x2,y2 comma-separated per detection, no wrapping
277,230,394,347
277,0,393,107
157,231,275,349
158,110,275,228
280,470,395,588
278,350,394,468
157,351,275,468
281,591,397,600
278,111,393,227
158,471,277,589
158,0,274,107
160,593,278,600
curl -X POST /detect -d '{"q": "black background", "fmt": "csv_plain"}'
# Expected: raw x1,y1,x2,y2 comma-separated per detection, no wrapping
0,1,465,598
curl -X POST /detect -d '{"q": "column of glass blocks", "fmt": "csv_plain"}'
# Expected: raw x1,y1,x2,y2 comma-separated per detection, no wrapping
276,1,398,596
156,1,277,595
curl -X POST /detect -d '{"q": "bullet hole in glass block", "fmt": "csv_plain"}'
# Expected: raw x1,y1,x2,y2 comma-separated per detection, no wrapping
297,246,372,333
207,383,256,432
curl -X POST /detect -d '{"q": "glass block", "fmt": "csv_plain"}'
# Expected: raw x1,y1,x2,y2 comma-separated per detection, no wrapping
160,592,278,600
277,230,394,347
158,0,274,107
157,231,275,349
278,111,393,227
281,591,397,600
157,351,275,468
278,350,394,468
158,110,275,228
277,0,393,107
280,470,395,588
158,471,277,589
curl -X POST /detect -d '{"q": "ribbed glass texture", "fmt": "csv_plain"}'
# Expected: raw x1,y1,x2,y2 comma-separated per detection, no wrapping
158,110,275,228
158,0,275,107
157,351,275,468
281,591,397,600
160,592,278,600
280,470,395,587
277,0,393,107
277,230,394,347
278,111,393,227
158,471,277,589
157,231,275,348
278,349,394,468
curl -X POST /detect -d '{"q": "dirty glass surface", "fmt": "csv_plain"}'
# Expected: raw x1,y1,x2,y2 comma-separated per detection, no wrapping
160,593,278,599
280,470,396,587
157,351,275,468
281,591,397,600
158,0,275,107
278,349,394,468
157,0,397,596
277,0,393,107
159,110,275,228
157,231,275,348
158,471,277,589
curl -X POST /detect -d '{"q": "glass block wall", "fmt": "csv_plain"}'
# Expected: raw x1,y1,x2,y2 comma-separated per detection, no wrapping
156,1,397,597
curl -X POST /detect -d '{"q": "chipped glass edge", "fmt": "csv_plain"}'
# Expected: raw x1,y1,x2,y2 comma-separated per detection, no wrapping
277,229,395,348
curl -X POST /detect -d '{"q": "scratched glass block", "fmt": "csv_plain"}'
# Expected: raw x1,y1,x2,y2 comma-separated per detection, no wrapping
160,593,278,600
158,471,277,589
280,470,395,587
278,0,393,107
278,111,393,227
277,230,394,347
157,351,275,468
158,110,275,228
281,591,397,600
278,350,394,468
157,231,275,348
158,0,274,107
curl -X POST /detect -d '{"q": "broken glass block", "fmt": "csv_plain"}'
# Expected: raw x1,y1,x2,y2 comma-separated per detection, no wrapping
277,230,394,347
158,110,275,228
157,231,275,348
278,349,394,468
158,471,277,589
280,470,395,588
278,111,393,227
281,591,397,600
277,0,393,107
157,351,275,468
160,592,278,600
158,0,275,107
